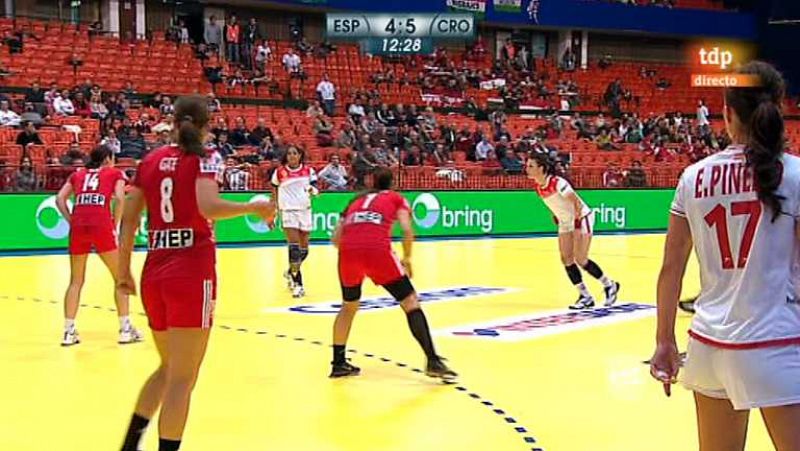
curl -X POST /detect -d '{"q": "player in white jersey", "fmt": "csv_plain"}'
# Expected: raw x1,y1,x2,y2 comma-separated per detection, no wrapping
526,152,620,309
271,145,318,298
650,61,800,451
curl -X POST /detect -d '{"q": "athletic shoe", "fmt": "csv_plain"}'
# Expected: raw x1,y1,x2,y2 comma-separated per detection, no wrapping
603,281,621,307
119,325,144,345
292,285,305,298
284,270,296,290
426,357,458,381
678,297,697,314
569,295,595,310
61,328,80,347
329,360,361,378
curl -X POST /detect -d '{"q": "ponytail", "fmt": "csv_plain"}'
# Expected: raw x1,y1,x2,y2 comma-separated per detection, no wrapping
746,100,785,221
178,115,204,156
173,95,210,157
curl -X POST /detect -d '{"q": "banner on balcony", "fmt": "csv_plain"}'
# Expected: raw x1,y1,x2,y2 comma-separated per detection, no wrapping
447,0,487,17
0,190,674,252
480,78,506,90
494,0,522,13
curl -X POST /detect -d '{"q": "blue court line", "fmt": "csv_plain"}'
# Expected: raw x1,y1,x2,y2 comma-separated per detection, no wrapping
4,294,544,451
0,229,666,257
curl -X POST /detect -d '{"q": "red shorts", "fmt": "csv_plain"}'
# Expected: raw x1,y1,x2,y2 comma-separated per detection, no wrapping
69,224,117,255
141,274,217,331
338,247,406,287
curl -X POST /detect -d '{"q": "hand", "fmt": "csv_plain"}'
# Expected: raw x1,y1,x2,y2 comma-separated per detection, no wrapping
117,270,137,296
649,341,681,397
401,258,413,278
307,185,319,197
251,200,276,224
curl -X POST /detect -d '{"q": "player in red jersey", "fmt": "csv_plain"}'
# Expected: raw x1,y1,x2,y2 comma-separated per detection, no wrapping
55,145,143,346
117,96,275,451
329,168,457,380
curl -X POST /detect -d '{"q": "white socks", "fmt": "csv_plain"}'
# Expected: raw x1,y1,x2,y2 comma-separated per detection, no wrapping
119,315,131,330
64,319,75,331
600,276,613,288
576,283,591,298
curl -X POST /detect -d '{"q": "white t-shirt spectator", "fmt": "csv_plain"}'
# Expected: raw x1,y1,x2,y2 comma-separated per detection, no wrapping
697,104,709,127
318,163,348,190
53,96,75,116
255,44,271,64
348,103,365,118
560,98,570,111
0,108,21,127
316,80,336,101
282,52,301,73
475,140,494,160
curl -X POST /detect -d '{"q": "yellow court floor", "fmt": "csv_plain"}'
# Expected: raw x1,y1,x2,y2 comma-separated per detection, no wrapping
0,234,778,451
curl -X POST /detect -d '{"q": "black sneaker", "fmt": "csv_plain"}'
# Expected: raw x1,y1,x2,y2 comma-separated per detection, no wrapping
425,357,457,381
569,295,595,310
603,281,621,307
678,297,697,314
329,360,361,378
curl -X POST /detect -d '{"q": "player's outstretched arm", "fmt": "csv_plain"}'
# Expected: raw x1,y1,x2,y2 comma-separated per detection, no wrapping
117,187,145,296
55,181,73,224
196,178,275,221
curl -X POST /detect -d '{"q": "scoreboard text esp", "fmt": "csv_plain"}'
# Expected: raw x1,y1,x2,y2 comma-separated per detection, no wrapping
326,13,476,56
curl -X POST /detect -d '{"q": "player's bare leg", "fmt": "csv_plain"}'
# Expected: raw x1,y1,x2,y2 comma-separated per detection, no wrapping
560,233,594,310
62,254,88,346
399,291,457,381
694,392,749,451
761,404,800,451
574,230,620,307
284,228,305,297
121,330,169,451
330,297,361,378
98,250,143,344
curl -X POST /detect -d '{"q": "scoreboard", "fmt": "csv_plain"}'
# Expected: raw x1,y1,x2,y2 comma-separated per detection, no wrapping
326,13,476,56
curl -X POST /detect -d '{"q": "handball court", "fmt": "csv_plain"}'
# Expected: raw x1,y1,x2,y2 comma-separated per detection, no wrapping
0,234,778,450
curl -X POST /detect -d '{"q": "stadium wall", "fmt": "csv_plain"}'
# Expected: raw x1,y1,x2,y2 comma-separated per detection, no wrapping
0,190,674,252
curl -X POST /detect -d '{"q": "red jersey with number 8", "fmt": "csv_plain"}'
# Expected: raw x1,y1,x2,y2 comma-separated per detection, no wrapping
133,145,223,281
69,167,125,228
671,145,800,347
339,190,410,250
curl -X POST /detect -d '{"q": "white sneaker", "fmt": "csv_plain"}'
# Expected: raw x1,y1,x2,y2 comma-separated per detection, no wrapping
284,270,296,290
292,285,305,299
61,328,80,346
603,282,621,307
569,295,596,310
119,325,144,345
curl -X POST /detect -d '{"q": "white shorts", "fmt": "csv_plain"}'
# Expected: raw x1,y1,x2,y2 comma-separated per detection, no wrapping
681,338,800,410
281,209,313,232
558,214,594,234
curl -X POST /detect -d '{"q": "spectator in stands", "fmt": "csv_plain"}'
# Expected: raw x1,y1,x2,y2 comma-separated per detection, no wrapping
282,48,301,74
318,154,349,191
16,121,42,148
360,112,378,135
73,92,91,118
254,39,271,71
475,137,494,161
0,100,20,127
59,143,84,166
159,96,175,116
242,18,261,70
119,128,146,160
373,140,398,167
89,94,109,120
625,160,647,187
225,16,241,64
123,80,138,102
306,100,324,119
153,130,171,148
598,54,612,70
314,115,335,147
336,122,357,149
204,15,223,55
696,99,709,127
133,114,152,134
228,117,250,147
501,38,516,63
248,118,273,146
258,137,275,160
44,83,59,108
101,129,122,155
403,145,423,166
596,129,620,151
602,162,624,188
316,73,336,117
20,103,43,126
13,156,37,192
352,147,378,189
432,143,450,166
562,48,577,72
500,149,523,174
215,131,235,158
656,77,671,90
206,92,222,114
296,37,314,55
224,157,250,191
26,82,45,105
53,91,75,116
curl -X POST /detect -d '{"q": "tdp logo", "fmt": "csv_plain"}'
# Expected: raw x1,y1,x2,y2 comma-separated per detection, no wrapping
698,47,734,70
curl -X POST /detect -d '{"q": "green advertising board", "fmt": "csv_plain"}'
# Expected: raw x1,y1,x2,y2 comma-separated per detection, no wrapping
0,190,675,252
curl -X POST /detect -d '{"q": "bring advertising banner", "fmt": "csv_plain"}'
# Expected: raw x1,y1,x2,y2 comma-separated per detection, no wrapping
0,190,674,252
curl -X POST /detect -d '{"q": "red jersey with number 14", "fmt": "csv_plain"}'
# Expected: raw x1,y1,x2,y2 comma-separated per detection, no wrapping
133,145,224,281
339,190,410,250
69,166,125,228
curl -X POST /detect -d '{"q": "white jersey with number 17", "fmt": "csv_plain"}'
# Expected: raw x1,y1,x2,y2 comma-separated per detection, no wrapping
671,145,800,347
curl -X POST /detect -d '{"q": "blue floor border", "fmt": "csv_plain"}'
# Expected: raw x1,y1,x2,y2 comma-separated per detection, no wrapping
0,229,667,257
